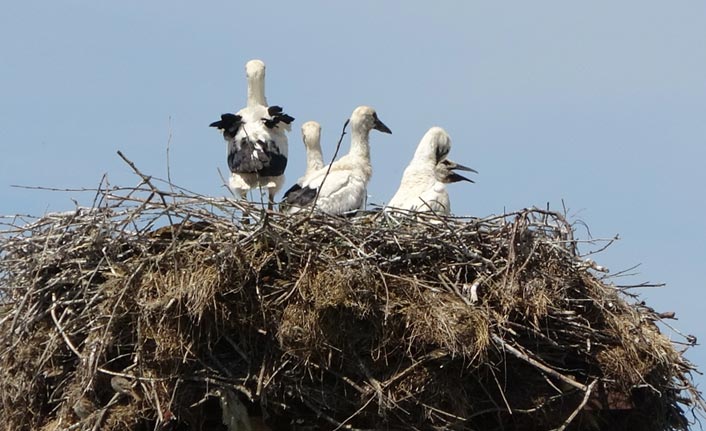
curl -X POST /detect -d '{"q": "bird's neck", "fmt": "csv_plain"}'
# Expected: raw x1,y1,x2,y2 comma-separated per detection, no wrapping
247,76,267,107
349,128,371,160
306,146,324,172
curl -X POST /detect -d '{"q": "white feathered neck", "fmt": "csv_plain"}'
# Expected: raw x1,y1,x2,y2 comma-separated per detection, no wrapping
245,59,267,107
346,106,378,161
302,121,324,176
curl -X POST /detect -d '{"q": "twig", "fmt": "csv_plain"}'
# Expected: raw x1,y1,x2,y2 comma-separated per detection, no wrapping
305,118,349,218
116,150,175,228
166,115,174,196
50,293,82,359
333,395,376,431
553,379,597,431
301,397,374,431
491,334,588,391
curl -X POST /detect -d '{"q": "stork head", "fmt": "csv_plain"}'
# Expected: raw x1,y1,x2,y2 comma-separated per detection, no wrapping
350,106,392,135
413,127,452,164
245,59,267,106
414,127,477,182
435,159,478,184
301,121,322,149
245,59,266,81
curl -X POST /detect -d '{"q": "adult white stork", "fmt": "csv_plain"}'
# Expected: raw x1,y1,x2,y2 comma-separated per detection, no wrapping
386,127,476,215
283,106,391,215
210,59,294,208
281,121,324,205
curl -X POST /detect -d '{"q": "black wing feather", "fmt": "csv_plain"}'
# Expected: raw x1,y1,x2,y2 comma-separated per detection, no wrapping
263,105,295,129
284,185,317,207
227,139,288,177
210,113,243,139
282,183,302,200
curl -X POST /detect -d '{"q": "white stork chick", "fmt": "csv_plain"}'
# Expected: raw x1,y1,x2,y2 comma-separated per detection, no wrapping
300,121,324,177
281,121,324,205
210,59,294,208
283,106,391,215
386,127,476,215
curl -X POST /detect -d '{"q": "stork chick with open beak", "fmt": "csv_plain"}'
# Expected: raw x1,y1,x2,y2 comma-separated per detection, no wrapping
386,127,476,215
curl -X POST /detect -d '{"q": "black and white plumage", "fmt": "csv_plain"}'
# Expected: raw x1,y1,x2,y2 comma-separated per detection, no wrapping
210,59,294,208
284,106,391,215
281,121,324,203
386,127,476,215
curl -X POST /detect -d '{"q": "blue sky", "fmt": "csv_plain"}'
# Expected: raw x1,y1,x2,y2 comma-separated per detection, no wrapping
2,0,705,411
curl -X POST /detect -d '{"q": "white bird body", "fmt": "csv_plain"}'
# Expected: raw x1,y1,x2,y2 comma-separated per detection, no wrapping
297,154,372,214
210,59,294,207
228,170,286,195
388,164,451,213
284,106,391,215
386,127,475,215
228,104,289,193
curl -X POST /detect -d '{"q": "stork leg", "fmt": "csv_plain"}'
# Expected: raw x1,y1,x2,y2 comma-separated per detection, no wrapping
267,190,275,211
240,191,251,225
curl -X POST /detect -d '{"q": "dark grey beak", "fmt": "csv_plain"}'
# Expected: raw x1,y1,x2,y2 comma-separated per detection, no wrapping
442,159,477,183
373,118,392,134
445,160,478,174
446,172,474,183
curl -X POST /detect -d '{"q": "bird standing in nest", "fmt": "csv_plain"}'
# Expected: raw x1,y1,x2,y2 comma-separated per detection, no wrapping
211,59,294,209
283,106,391,215
280,121,324,211
386,127,475,215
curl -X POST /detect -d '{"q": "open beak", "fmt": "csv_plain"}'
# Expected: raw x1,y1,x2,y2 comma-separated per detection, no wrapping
373,118,392,134
445,160,478,174
446,172,474,183
443,159,477,183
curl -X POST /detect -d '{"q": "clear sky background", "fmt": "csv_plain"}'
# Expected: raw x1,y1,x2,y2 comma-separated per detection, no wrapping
1,0,704,417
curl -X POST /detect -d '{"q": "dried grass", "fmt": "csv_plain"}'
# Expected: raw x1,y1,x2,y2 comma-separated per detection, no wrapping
0,165,703,431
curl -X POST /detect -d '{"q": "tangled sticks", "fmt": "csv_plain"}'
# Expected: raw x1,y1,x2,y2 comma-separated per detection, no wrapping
0,168,703,431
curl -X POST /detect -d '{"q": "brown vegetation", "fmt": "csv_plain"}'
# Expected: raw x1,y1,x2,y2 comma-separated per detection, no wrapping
0,171,703,430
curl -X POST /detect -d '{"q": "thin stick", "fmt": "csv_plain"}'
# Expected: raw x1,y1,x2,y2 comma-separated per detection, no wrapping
553,379,597,431
116,150,175,228
166,116,174,195
50,293,82,359
305,118,349,218
300,397,374,431
491,334,588,391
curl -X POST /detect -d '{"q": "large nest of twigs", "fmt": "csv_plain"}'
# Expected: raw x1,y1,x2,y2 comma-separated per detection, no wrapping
0,172,703,431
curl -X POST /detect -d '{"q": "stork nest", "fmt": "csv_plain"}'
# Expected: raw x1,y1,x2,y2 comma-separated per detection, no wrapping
0,167,703,431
